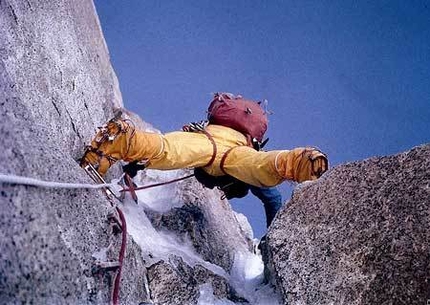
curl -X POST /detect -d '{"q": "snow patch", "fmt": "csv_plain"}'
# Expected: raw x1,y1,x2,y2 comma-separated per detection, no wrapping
197,283,235,305
230,252,280,305
133,169,184,212
234,211,254,241
120,178,227,277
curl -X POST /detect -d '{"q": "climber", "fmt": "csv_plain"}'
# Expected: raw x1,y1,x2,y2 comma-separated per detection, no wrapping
80,93,328,198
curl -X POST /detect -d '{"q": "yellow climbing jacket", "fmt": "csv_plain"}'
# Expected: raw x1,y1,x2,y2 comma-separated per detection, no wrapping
81,118,328,187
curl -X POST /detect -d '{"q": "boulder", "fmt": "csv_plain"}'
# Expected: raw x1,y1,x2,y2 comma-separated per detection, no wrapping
265,144,430,305
147,256,246,305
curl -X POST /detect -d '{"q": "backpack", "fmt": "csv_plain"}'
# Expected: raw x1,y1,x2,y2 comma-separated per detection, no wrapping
207,93,268,143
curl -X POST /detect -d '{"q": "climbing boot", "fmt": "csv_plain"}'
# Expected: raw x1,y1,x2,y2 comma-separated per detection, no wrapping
80,117,135,176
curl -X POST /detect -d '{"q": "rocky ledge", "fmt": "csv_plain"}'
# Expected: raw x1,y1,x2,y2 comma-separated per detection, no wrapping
264,144,430,305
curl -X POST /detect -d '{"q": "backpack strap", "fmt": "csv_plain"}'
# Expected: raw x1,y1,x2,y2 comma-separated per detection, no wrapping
182,121,217,168
201,129,217,168
219,147,236,175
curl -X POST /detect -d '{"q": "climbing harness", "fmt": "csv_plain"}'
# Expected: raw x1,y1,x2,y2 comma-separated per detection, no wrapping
201,129,217,168
219,147,236,176
182,122,258,200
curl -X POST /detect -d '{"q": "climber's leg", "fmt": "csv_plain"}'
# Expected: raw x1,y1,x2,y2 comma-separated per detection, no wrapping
250,186,283,227
81,119,215,176
145,131,215,170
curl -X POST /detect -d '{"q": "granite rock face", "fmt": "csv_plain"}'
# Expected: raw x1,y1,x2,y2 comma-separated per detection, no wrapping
265,144,430,305
0,1,133,304
147,256,246,305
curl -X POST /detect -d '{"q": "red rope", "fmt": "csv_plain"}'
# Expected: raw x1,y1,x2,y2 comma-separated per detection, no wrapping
120,174,194,193
112,207,127,305
110,172,194,304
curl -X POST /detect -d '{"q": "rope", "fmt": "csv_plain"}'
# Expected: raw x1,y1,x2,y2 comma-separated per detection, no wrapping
0,172,195,195
112,207,127,305
120,173,195,193
0,173,115,189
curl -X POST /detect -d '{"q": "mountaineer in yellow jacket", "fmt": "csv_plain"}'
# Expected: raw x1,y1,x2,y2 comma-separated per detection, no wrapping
80,117,328,188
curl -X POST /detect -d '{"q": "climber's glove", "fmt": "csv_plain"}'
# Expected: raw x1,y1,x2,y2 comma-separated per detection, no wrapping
299,147,329,182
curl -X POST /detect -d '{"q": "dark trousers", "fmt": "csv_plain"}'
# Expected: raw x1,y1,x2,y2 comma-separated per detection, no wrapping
250,186,283,227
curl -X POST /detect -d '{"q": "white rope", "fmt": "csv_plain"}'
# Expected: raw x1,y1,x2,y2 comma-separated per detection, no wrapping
0,173,114,190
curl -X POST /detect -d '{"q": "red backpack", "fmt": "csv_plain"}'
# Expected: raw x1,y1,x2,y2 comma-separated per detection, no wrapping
207,93,268,142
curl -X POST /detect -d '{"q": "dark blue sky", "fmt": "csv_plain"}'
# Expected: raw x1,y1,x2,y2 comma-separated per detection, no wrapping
94,0,430,237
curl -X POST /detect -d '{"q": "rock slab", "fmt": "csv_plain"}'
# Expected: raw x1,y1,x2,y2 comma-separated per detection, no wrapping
266,144,430,305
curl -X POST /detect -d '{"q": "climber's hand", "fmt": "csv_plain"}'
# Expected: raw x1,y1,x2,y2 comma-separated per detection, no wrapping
311,155,328,179
295,147,329,183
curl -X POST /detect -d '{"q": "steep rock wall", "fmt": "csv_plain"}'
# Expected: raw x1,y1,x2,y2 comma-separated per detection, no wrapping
0,1,145,304
0,1,253,304
265,144,430,305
